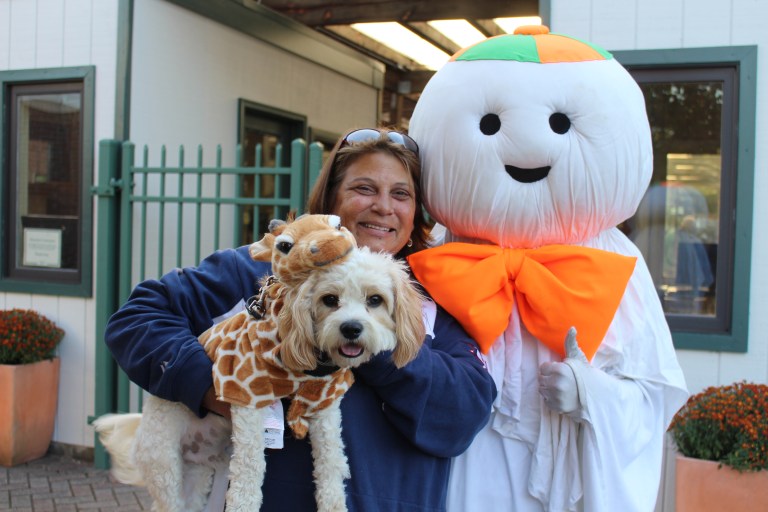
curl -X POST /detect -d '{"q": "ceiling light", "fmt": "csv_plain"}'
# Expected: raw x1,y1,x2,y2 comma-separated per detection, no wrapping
493,16,543,34
428,20,486,48
351,22,450,71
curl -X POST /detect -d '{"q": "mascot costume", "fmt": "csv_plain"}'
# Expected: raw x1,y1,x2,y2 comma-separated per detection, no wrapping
407,26,689,511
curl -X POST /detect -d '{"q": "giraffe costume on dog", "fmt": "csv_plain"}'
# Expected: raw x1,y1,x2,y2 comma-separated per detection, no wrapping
198,214,357,437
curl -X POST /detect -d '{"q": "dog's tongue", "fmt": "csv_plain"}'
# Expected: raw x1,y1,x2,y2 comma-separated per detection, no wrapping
340,343,363,358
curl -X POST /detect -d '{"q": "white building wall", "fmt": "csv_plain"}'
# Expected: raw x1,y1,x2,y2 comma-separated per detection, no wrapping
0,0,121,448
550,1,768,510
131,0,378,157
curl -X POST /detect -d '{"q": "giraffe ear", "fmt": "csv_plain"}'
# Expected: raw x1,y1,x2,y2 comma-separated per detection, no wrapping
268,218,287,235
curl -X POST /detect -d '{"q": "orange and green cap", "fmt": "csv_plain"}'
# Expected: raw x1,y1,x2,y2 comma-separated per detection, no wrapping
451,25,612,64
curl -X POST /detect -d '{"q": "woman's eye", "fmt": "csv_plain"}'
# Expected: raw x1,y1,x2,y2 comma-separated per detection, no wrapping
367,295,383,308
322,295,340,308
392,189,412,200
355,185,376,195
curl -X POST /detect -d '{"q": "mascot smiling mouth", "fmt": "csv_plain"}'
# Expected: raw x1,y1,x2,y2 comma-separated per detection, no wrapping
505,164,551,183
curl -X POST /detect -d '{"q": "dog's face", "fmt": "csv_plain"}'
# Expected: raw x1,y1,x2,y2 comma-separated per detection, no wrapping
249,214,357,286
278,247,426,371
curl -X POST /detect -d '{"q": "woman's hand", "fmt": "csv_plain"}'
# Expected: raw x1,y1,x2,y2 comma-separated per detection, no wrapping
203,387,232,419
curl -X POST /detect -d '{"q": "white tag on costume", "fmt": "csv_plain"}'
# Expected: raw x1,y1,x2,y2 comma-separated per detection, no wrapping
263,400,285,449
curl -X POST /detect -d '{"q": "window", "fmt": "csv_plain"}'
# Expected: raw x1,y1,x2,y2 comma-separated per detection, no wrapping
1,67,94,296
615,47,756,351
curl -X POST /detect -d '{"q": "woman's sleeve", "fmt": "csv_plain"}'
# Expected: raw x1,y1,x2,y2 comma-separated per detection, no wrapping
104,247,270,417
353,306,497,457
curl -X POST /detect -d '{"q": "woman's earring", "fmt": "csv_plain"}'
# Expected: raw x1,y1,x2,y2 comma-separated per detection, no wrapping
407,238,413,248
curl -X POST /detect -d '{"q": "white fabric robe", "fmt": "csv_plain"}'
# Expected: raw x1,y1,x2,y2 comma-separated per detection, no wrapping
446,228,689,512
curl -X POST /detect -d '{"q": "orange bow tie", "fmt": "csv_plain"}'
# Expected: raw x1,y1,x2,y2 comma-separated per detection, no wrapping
407,243,636,360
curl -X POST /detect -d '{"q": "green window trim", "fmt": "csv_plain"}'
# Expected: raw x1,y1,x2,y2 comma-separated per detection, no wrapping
0,66,96,297
614,46,757,352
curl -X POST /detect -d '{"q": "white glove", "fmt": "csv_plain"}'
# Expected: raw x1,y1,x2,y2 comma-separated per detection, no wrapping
538,327,589,414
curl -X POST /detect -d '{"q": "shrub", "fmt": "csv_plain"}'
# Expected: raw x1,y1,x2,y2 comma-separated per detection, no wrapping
0,309,65,365
669,381,768,472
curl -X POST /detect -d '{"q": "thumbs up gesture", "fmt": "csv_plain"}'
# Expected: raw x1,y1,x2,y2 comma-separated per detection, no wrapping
538,327,588,414
564,327,588,363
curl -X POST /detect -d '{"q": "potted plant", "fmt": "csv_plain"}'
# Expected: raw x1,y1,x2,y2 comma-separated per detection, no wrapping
0,308,65,467
668,381,768,511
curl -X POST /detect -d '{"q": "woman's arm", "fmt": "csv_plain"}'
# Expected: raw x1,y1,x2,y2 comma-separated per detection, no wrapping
104,246,270,417
353,306,497,457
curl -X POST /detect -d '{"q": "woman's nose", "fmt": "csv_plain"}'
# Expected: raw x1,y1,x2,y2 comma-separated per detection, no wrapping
371,193,394,214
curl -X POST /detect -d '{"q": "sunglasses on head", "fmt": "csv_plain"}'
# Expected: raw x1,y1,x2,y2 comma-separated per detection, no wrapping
342,128,419,155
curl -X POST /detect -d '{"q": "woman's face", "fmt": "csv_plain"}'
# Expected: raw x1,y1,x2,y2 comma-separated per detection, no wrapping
332,151,416,255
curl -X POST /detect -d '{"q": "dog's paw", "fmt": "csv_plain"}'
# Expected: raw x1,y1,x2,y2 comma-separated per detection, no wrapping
290,418,309,439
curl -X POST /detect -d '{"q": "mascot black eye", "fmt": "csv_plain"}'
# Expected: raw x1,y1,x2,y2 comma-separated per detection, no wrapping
480,113,501,135
549,112,571,134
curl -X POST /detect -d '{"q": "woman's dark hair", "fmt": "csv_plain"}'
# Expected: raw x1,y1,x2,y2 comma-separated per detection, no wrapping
306,128,431,258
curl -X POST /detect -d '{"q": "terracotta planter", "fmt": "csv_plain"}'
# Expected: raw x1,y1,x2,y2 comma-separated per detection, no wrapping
675,454,768,512
0,358,60,467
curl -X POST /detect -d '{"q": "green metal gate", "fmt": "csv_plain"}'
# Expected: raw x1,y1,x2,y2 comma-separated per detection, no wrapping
91,138,323,467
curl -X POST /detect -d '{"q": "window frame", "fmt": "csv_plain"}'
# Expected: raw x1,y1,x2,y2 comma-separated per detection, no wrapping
0,66,95,297
614,46,756,352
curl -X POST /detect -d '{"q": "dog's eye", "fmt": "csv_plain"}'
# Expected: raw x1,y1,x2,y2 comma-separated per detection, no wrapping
367,295,383,308
321,295,339,308
275,241,293,254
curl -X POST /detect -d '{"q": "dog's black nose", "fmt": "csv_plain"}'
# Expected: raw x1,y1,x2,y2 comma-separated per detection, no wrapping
340,321,363,340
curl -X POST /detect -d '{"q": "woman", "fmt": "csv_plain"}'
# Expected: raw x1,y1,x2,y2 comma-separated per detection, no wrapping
104,128,496,511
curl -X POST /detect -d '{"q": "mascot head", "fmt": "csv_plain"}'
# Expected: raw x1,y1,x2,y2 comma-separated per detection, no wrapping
409,26,652,248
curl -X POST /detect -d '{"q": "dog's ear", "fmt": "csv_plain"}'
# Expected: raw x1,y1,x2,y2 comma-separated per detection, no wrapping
277,282,318,371
391,264,426,368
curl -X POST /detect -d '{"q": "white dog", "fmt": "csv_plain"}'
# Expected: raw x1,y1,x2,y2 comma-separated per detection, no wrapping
94,214,425,512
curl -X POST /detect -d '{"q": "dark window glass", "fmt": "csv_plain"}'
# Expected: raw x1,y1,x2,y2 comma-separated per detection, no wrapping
622,67,736,334
7,82,84,282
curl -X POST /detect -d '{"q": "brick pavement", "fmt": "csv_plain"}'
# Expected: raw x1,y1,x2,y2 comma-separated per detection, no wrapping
0,453,151,511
